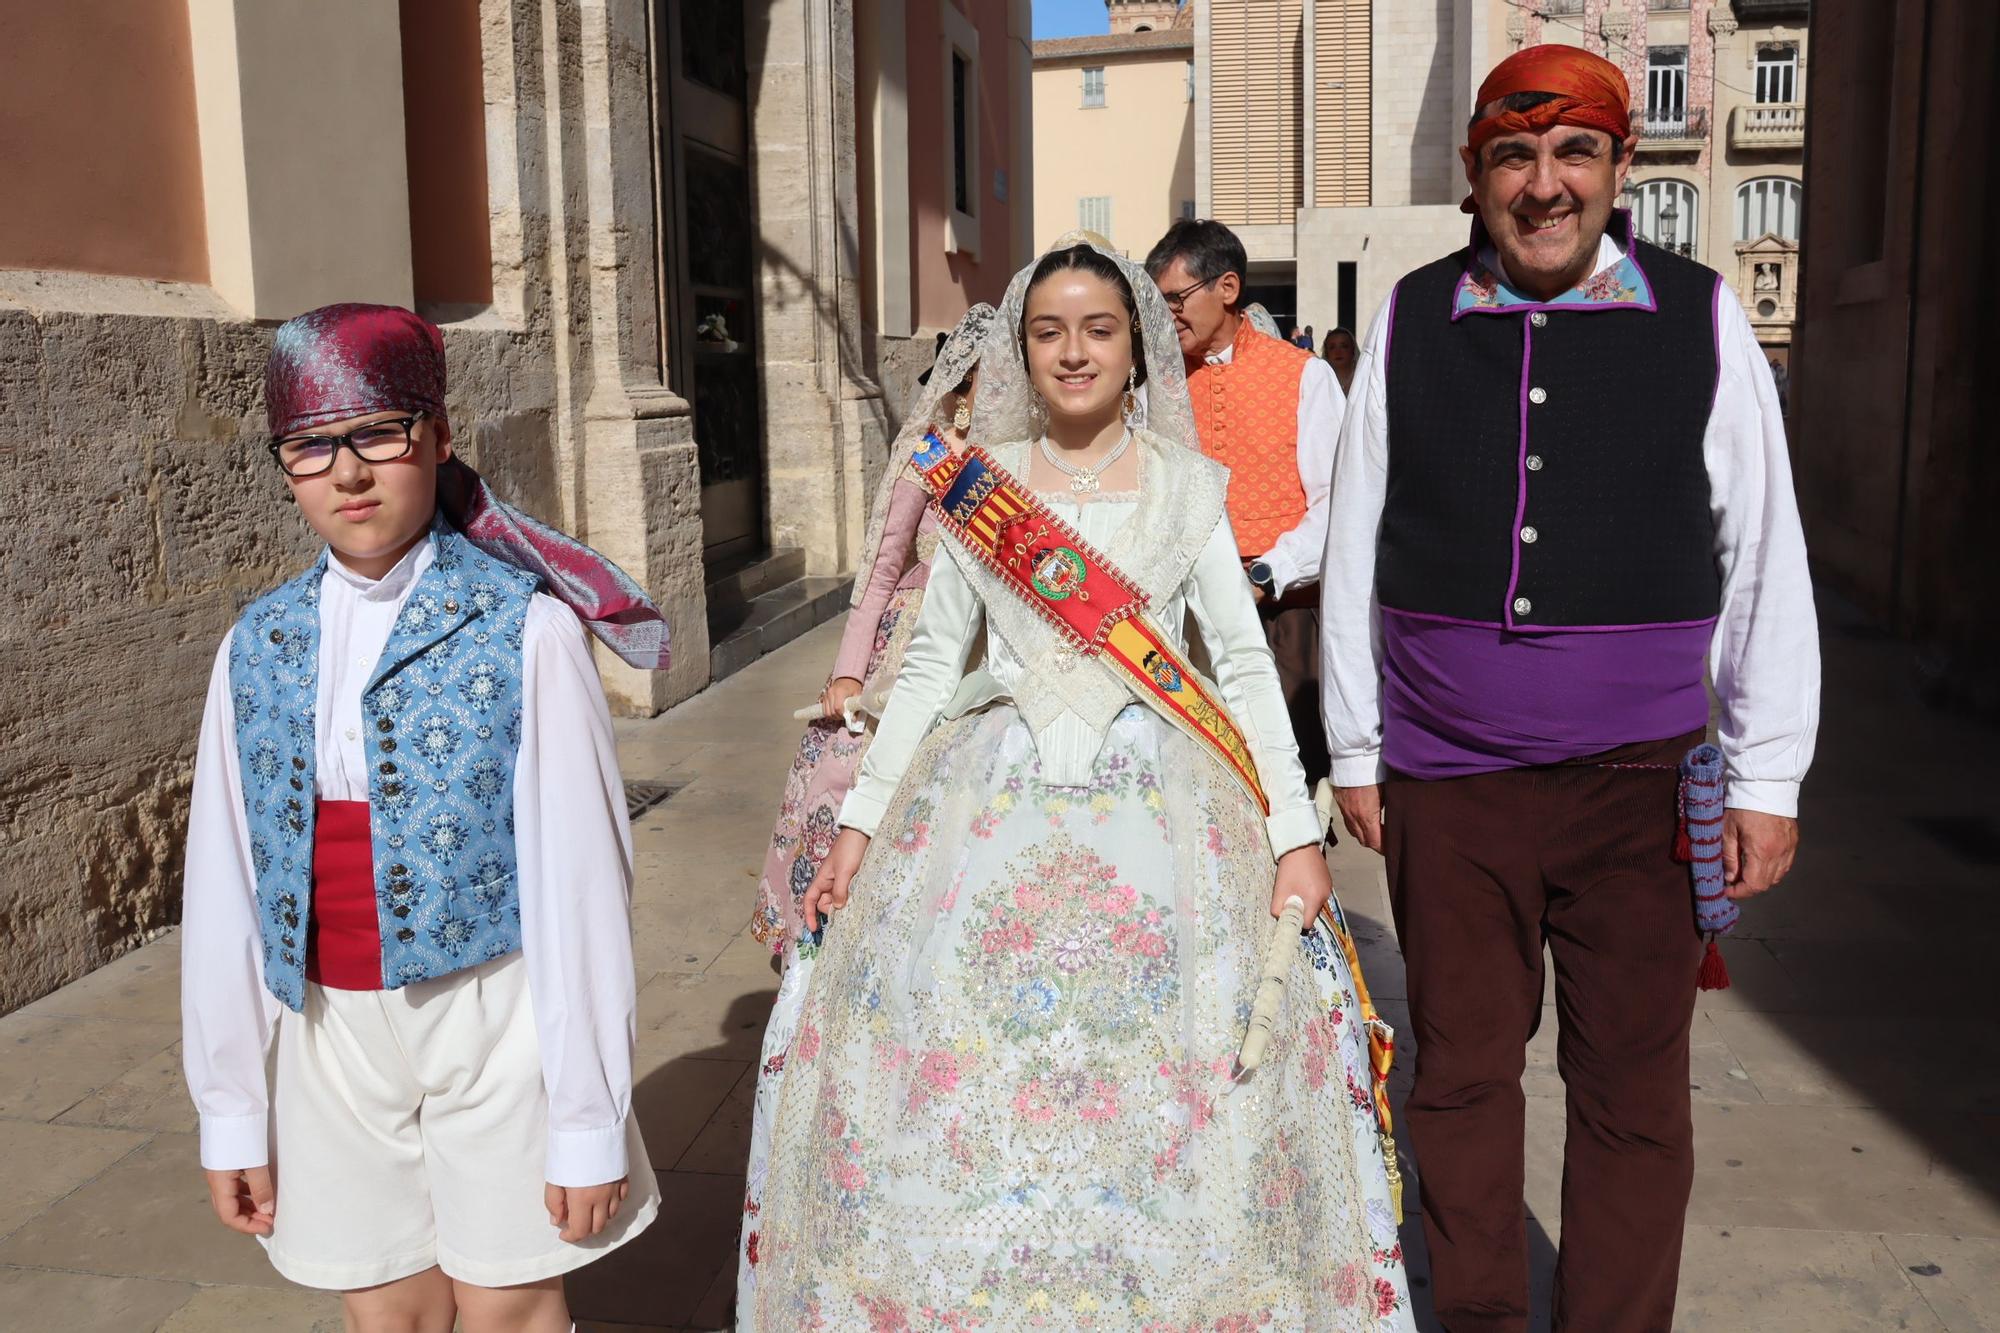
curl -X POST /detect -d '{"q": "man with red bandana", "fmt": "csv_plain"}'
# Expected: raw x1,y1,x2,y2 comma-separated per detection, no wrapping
1318,47,1820,1330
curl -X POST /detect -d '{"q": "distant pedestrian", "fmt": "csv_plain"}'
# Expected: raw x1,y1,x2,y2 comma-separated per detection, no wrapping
1769,357,1790,414
182,304,665,1328
1322,325,1360,394
1321,45,1820,1332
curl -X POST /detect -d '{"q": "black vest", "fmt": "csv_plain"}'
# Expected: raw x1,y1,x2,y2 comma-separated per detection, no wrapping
1379,240,1723,630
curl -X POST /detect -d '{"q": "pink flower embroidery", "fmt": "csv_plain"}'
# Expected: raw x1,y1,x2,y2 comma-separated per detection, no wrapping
918,1049,961,1093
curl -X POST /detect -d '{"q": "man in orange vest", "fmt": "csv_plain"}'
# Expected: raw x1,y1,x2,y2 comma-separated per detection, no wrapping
1146,219,1344,782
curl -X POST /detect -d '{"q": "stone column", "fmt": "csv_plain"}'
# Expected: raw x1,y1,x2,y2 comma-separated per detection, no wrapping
575,0,708,712
754,0,887,579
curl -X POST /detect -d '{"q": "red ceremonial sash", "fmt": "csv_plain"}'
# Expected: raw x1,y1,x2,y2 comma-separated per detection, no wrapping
911,433,1269,814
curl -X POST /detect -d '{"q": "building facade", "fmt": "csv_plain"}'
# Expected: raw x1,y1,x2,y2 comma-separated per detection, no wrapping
1526,0,1811,363
1192,0,1804,350
0,0,1030,1014
1032,20,1197,257
1790,0,1998,710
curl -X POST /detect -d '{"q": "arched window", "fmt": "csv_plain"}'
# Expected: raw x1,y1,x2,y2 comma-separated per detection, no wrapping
1736,177,1803,242
1629,179,1699,255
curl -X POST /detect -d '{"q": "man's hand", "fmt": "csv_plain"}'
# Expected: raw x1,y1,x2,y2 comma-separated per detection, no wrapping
206,1166,276,1237
1272,846,1333,924
545,1178,631,1243
1722,808,1798,900
1334,784,1384,854
1250,582,1267,604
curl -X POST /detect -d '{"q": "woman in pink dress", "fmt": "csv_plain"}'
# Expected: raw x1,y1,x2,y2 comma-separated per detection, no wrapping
748,304,996,955
736,306,995,1305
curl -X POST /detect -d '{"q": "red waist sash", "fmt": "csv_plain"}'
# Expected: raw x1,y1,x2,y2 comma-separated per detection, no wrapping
307,800,383,990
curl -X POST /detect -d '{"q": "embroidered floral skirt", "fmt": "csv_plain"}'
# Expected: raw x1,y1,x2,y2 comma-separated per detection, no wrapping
739,703,1413,1331
751,587,925,953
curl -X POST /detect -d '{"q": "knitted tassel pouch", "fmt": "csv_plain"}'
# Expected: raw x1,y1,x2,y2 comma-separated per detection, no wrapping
1675,743,1738,990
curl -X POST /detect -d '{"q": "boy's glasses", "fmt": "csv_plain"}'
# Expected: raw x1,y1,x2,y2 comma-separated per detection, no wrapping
269,414,425,478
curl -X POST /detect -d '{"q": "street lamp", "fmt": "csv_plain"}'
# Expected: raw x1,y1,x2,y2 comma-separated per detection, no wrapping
1661,199,1680,251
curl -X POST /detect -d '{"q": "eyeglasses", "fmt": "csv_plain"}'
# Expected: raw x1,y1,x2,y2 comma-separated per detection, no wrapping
1159,275,1218,312
269,414,425,478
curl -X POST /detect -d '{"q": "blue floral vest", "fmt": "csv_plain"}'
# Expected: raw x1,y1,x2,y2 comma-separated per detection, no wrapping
228,520,540,1011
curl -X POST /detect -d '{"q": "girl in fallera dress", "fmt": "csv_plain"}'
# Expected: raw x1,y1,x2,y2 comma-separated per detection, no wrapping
737,238,1413,1330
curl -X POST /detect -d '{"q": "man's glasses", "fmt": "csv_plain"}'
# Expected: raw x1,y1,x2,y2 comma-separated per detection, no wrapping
269,414,425,478
1159,275,1218,312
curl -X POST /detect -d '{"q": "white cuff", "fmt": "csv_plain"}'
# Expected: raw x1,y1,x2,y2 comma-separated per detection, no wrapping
199,1111,269,1172
545,1121,629,1188
1329,752,1387,787
1265,803,1326,860
838,787,888,838
1262,551,1300,599
1725,777,1800,820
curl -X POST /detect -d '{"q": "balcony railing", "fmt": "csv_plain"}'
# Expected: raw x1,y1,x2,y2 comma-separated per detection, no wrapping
1730,102,1806,150
1544,0,1583,13
1633,106,1709,149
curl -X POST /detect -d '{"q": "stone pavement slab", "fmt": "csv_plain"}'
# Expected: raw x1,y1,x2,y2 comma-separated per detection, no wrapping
0,1266,195,1333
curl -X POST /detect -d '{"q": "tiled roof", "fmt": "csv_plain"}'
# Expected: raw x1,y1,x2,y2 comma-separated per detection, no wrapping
1032,29,1194,62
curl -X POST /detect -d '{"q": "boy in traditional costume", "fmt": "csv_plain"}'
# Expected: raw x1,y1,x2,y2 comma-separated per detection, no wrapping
181,304,665,1331
1320,47,1820,1331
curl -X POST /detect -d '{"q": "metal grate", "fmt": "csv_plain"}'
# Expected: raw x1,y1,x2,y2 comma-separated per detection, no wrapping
624,781,680,821
1909,815,2000,868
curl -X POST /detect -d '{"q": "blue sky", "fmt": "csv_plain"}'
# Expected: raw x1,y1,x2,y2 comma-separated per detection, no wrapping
1033,0,1110,40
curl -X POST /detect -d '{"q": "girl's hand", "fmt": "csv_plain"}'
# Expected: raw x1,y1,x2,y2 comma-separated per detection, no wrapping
1272,845,1332,927
821,677,863,719
805,829,871,932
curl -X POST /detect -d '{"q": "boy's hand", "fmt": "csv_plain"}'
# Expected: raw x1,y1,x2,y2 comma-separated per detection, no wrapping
545,1178,631,1243
206,1166,276,1236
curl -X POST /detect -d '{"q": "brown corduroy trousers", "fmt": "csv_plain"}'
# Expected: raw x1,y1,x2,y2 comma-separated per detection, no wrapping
1384,729,1706,1333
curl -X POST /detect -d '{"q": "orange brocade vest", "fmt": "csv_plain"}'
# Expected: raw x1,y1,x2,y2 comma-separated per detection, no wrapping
1187,323,1312,557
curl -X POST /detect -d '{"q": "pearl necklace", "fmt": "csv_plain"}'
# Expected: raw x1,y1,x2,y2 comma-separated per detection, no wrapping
1039,430,1132,494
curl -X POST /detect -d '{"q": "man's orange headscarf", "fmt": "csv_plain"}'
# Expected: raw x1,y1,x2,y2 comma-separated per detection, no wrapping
1466,44,1632,156
1461,46,1632,213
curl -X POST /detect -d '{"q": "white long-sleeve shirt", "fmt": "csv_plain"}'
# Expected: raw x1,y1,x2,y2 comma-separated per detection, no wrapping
181,540,641,1186
1198,341,1347,596
1319,236,1820,816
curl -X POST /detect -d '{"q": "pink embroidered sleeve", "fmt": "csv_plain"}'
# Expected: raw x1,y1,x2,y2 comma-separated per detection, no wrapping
831,476,930,682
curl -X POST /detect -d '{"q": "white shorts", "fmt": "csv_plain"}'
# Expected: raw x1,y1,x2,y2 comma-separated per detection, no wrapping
264,955,659,1290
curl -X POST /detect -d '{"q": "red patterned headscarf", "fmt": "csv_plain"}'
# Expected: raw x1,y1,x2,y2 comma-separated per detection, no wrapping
266,303,669,671
1462,45,1632,213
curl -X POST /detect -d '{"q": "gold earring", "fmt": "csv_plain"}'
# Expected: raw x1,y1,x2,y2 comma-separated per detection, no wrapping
1122,367,1138,421
953,395,972,432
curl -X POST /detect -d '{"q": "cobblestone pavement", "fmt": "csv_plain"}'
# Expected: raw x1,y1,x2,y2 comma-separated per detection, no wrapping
0,590,1995,1331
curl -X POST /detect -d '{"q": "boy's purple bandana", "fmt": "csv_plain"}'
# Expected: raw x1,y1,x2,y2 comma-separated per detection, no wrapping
266,303,449,438
267,303,670,671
